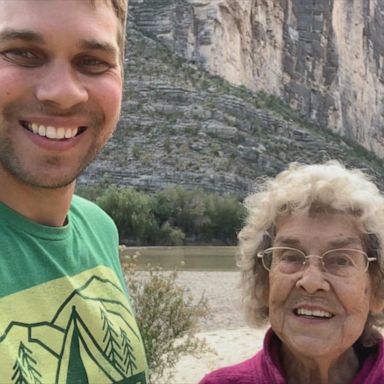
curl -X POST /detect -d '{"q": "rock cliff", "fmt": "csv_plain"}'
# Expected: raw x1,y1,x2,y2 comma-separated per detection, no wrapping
129,0,384,157
78,21,384,196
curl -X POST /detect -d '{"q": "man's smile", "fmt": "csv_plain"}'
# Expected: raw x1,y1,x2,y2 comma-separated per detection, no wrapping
20,120,87,140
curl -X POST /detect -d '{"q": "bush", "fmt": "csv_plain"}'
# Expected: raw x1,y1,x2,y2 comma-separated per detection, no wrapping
96,186,157,244
158,222,185,246
204,193,246,244
152,187,209,237
77,185,245,245
121,250,209,383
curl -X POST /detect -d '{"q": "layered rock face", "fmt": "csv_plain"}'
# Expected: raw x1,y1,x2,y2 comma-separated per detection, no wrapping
129,0,384,157
78,24,384,196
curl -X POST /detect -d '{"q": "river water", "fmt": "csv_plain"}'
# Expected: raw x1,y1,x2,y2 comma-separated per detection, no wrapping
122,246,238,271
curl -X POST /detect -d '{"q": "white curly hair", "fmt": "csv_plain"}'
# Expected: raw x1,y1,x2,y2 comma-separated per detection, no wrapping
238,161,384,340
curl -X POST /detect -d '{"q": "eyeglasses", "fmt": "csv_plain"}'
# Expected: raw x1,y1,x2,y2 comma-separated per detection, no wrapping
257,247,376,277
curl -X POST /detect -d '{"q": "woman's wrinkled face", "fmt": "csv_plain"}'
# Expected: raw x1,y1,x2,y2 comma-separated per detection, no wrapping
267,212,379,361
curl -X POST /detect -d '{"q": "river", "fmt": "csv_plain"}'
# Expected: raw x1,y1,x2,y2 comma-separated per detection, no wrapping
121,246,238,271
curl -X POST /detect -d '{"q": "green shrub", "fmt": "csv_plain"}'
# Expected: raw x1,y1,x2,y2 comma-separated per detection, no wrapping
75,184,107,201
96,186,157,244
78,185,245,245
152,187,209,238
132,144,141,159
121,250,209,383
158,222,185,246
203,194,246,244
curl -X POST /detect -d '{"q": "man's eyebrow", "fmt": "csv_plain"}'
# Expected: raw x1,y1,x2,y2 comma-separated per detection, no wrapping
0,30,118,56
0,29,44,43
78,39,118,55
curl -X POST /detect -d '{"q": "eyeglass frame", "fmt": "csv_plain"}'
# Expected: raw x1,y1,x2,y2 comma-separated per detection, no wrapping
257,246,377,275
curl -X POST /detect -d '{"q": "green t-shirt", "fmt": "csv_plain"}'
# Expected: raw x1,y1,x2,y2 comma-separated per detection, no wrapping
0,195,147,383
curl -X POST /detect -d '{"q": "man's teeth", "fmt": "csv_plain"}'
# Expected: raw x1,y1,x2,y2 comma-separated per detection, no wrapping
30,123,78,140
296,308,333,318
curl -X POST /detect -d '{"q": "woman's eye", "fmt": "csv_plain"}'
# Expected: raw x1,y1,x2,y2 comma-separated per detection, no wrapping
326,254,353,267
280,252,303,263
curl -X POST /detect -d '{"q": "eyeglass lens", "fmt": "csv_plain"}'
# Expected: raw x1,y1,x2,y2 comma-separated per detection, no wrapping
263,248,368,276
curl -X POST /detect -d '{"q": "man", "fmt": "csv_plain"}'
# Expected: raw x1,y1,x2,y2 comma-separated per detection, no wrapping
0,1,147,383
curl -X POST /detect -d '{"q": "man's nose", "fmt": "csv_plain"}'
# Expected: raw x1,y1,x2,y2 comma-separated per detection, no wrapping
34,60,88,109
295,257,330,294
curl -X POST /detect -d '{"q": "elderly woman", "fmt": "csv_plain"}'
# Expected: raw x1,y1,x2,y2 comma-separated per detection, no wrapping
199,161,384,384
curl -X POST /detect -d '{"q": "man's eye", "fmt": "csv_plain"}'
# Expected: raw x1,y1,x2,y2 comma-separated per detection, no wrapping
6,49,33,58
76,57,113,75
1,49,42,67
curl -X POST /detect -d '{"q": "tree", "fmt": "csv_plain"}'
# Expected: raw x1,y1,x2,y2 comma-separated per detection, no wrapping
120,329,137,377
100,308,124,373
204,193,245,243
12,342,42,384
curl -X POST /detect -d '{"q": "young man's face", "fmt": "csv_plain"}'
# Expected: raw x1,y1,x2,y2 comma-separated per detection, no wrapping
0,0,123,189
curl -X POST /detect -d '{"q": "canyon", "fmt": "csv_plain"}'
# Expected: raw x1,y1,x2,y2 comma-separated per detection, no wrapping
78,1,384,195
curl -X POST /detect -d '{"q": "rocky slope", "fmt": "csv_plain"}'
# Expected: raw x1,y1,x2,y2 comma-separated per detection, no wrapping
128,0,384,157
78,21,384,197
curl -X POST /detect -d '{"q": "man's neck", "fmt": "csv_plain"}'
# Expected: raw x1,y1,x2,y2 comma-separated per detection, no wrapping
0,168,75,227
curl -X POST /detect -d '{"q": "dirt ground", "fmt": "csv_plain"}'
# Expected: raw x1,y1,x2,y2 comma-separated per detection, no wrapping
160,271,267,384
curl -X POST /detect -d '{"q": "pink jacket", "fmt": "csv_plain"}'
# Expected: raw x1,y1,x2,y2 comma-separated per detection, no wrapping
198,328,384,384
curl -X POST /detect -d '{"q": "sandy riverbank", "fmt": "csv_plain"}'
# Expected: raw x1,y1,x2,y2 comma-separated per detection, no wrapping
159,271,268,384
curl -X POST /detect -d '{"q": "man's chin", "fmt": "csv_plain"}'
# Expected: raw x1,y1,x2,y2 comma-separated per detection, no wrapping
0,163,81,190
18,175,77,190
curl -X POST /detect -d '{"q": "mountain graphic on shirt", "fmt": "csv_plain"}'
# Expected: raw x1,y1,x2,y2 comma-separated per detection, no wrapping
0,268,147,383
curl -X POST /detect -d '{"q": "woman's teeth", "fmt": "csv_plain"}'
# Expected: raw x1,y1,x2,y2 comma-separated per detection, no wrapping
295,308,333,318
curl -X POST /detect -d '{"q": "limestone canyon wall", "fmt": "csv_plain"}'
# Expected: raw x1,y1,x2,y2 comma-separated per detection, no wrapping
129,0,384,157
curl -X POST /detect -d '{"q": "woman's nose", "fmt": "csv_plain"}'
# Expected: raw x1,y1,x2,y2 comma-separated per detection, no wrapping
295,258,330,294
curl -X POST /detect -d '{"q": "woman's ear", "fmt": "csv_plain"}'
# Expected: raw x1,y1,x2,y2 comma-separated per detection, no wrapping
260,286,269,307
369,293,384,314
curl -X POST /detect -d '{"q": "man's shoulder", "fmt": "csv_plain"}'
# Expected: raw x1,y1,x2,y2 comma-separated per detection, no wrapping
71,194,101,211
70,195,115,229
